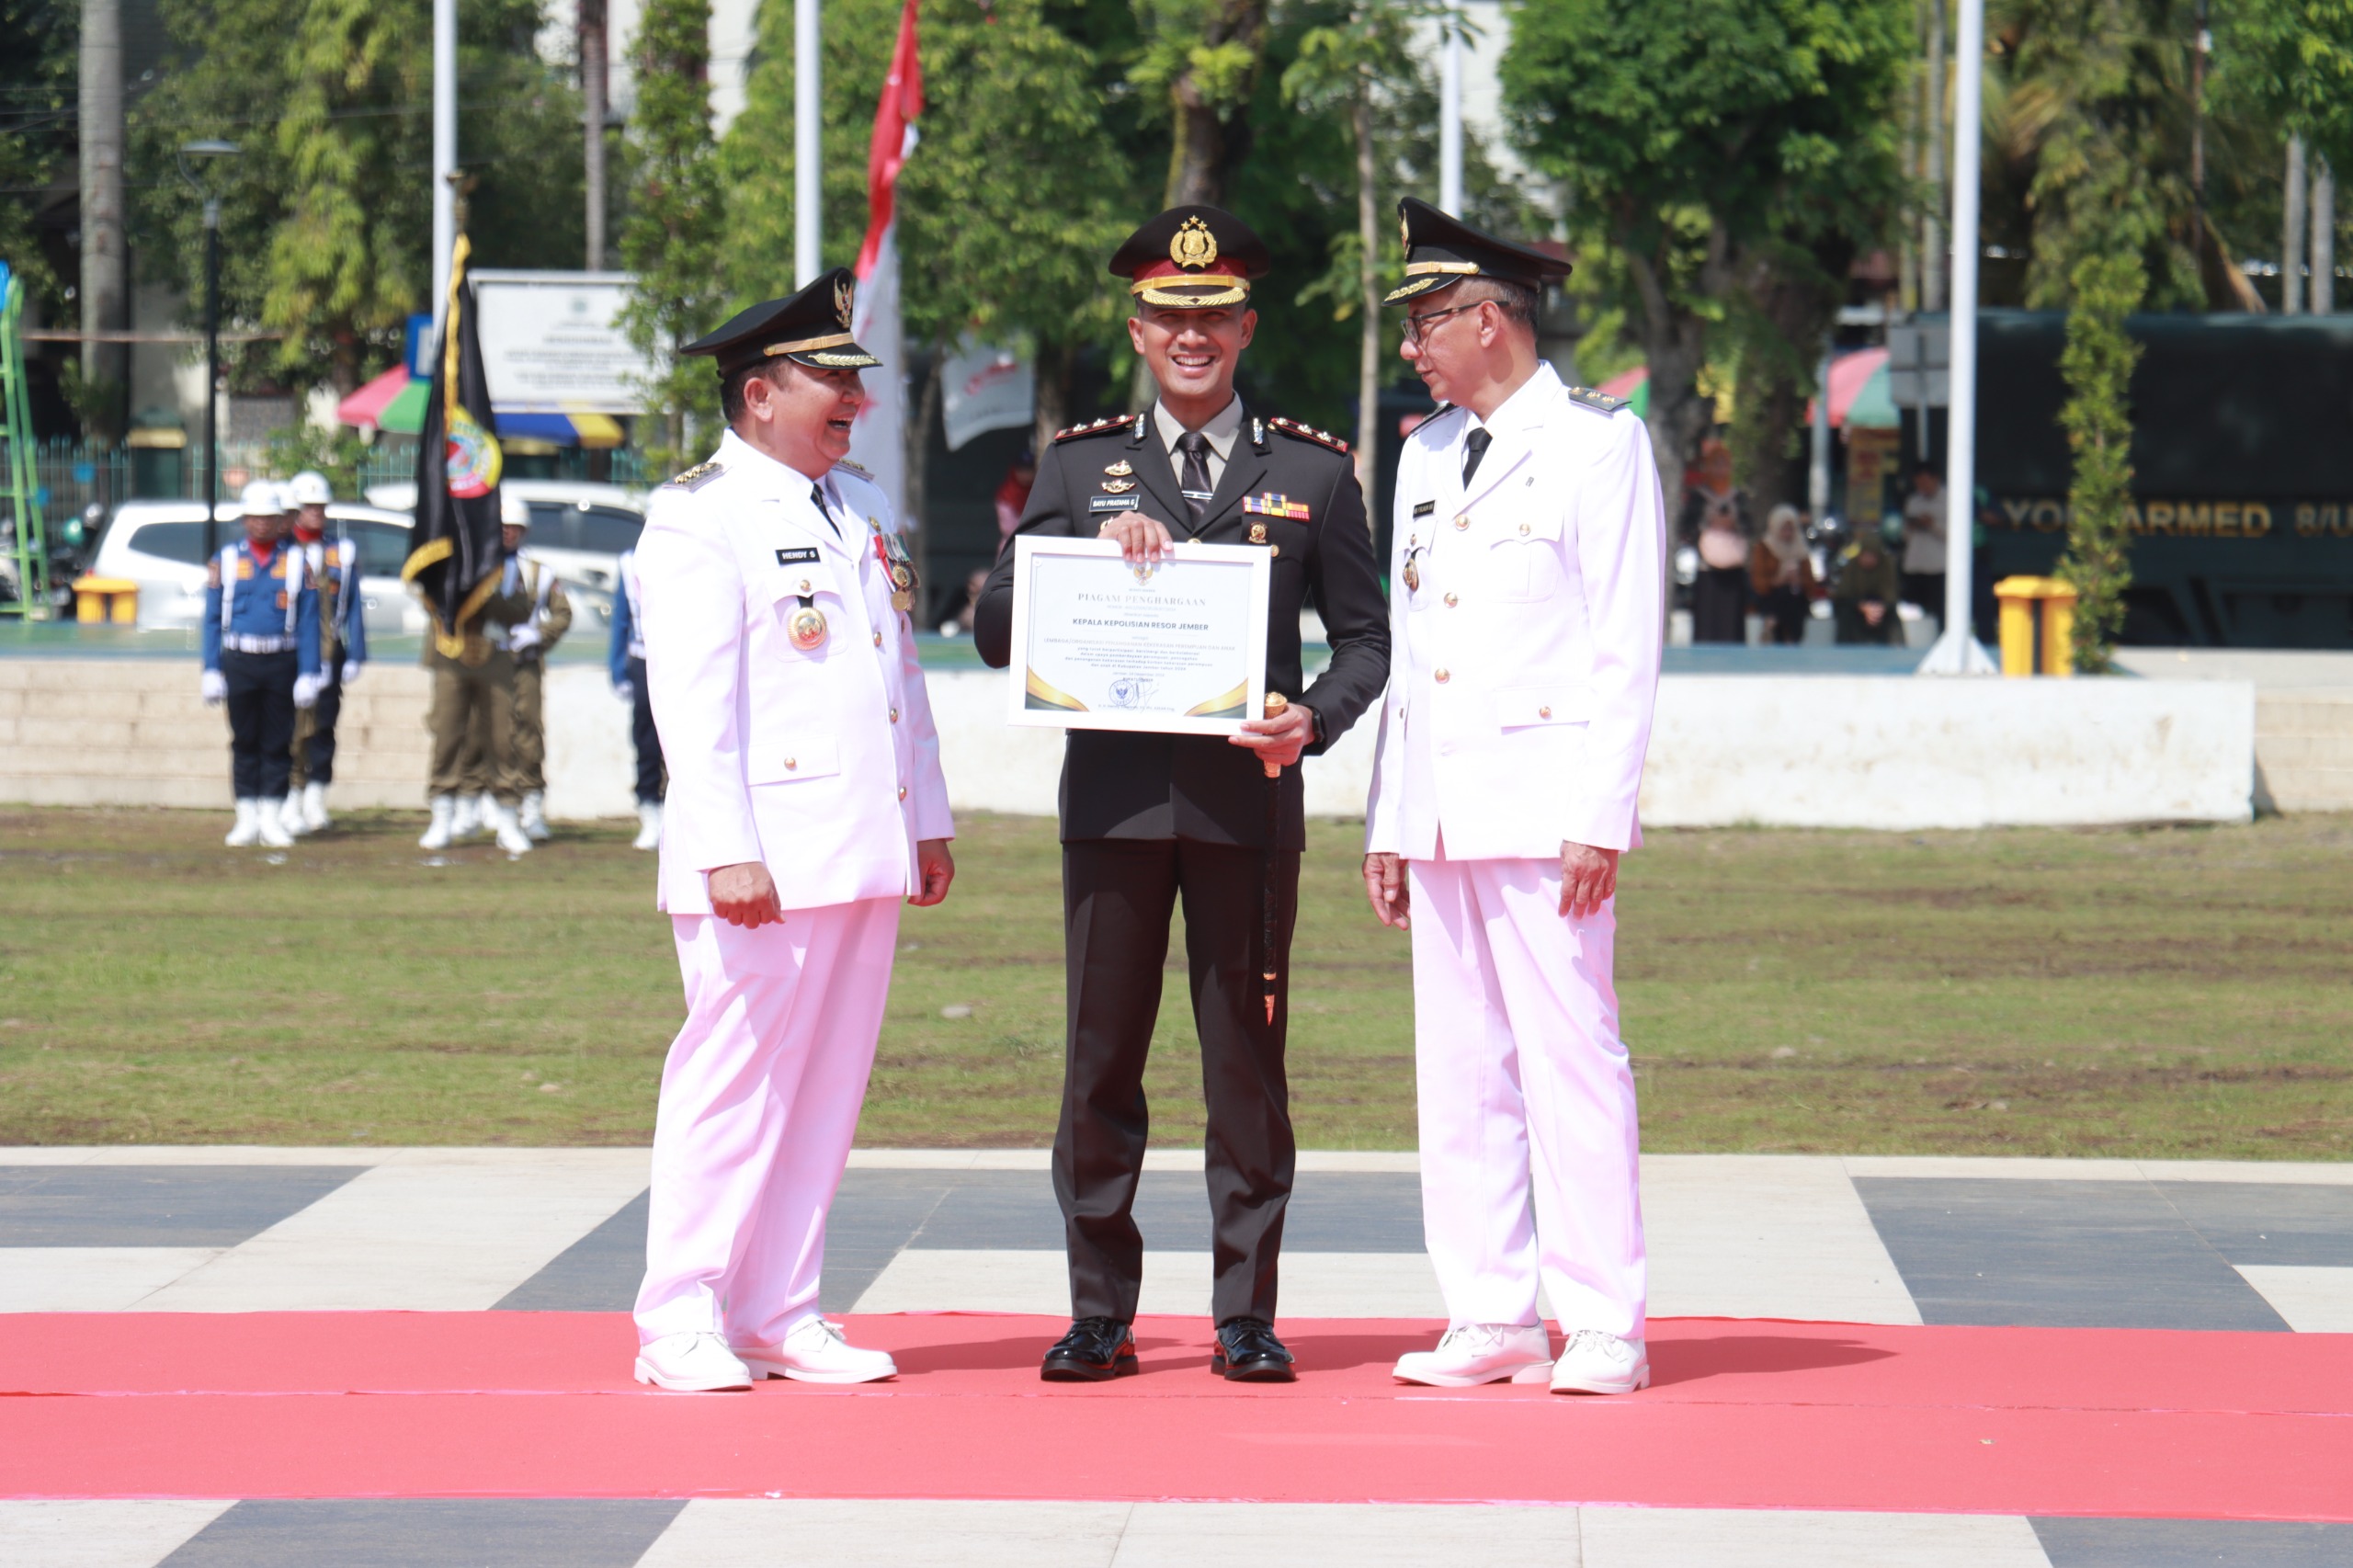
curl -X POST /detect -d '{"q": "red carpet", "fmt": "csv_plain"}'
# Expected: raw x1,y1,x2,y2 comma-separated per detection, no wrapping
6,1312,2352,1518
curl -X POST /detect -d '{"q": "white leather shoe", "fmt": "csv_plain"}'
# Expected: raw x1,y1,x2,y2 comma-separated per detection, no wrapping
631,801,663,852
518,790,551,841
633,1332,753,1392
449,792,482,841
738,1317,897,1385
256,798,296,847
224,799,261,847
301,781,331,833
1550,1329,1649,1395
1392,1323,1554,1388
418,795,455,850
491,801,532,855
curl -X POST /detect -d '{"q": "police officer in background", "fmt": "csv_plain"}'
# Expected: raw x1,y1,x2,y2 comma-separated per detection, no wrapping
415,516,534,855
1364,199,1665,1397
629,270,954,1392
483,494,571,841
974,206,1391,1384
286,470,366,834
201,480,321,848
608,543,665,850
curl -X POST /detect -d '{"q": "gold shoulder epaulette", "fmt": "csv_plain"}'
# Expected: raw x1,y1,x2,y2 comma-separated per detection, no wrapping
1267,416,1350,455
1565,385,1628,414
834,458,872,479
665,460,726,491
1051,415,1136,443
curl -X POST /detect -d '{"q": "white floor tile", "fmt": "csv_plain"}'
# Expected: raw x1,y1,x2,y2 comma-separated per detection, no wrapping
0,1248,222,1312
1115,1502,1580,1566
2236,1264,2353,1331
0,1500,233,1568
636,1498,1130,1567
1643,1156,1921,1324
1579,1506,2052,1567
132,1154,648,1311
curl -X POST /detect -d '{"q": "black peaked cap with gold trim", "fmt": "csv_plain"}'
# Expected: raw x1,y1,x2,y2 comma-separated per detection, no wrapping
1110,205,1271,309
1384,197,1572,305
683,267,881,379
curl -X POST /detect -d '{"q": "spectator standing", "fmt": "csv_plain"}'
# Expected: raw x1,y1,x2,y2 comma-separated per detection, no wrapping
286,471,365,834
1691,494,1749,643
489,494,572,841
608,546,665,851
1833,527,1904,645
201,481,320,847
994,447,1036,547
1901,464,1947,614
1749,504,1818,645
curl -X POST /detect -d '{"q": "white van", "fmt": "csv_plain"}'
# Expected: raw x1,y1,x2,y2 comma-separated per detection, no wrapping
88,500,417,636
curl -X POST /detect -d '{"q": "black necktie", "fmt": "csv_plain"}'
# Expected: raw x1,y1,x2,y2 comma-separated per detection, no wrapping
809,483,840,538
1461,426,1494,486
1176,431,1214,527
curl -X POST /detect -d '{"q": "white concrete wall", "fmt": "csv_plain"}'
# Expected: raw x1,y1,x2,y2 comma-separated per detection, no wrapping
0,659,2264,828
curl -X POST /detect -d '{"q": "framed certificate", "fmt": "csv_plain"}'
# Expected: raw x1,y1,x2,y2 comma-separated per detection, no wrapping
1005,536,1271,734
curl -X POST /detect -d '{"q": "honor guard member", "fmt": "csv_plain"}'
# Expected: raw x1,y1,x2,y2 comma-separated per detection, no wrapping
1363,199,1665,1395
415,511,536,855
286,470,367,834
487,494,572,841
630,269,956,1393
608,545,665,850
201,481,322,848
974,207,1391,1384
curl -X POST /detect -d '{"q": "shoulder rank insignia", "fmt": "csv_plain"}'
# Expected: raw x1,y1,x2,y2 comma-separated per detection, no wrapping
834,458,873,479
1565,385,1628,414
666,460,725,491
1051,415,1136,443
1243,493,1312,520
1267,416,1350,455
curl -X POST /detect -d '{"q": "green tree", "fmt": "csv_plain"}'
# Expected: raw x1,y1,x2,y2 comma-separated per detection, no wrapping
619,0,726,471
1502,0,1911,507
0,0,74,316
2055,250,2143,672
2218,0,2353,170
1131,0,1267,206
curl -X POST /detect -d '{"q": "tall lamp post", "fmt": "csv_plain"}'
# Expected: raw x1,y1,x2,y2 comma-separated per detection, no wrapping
176,139,239,562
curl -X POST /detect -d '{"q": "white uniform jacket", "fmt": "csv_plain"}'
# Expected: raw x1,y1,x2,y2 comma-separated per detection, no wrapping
1364,363,1666,859
638,429,954,915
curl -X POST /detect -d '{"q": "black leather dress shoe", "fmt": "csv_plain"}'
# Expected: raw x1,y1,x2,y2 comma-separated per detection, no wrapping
1040,1316,1138,1382
1211,1317,1297,1382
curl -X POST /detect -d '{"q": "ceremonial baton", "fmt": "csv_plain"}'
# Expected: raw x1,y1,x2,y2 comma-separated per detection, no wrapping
1260,693,1287,1025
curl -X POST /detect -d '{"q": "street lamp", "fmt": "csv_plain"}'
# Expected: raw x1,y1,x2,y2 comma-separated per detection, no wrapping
176,139,239,561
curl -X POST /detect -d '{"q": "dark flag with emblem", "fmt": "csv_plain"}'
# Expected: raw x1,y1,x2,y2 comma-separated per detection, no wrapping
402,234,506,657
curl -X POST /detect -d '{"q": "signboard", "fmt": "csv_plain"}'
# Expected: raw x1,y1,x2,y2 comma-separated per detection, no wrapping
467,270,654,415
941,337,1035,451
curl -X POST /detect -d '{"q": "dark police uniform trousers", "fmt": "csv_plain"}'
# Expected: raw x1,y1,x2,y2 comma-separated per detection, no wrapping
976,405,1390,1326
222,650,300,800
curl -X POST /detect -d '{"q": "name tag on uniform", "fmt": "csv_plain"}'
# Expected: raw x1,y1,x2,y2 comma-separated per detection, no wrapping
1088,494,1141,513
1412,500,1436,518
774,547,821,564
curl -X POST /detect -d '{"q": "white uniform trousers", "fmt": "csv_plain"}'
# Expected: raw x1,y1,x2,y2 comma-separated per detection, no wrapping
634,897,899,1348
1409,856,1646,1338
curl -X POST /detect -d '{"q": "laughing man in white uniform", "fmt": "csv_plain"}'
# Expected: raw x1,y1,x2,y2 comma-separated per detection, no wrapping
1363,199,1666,1396
630,269,956,1392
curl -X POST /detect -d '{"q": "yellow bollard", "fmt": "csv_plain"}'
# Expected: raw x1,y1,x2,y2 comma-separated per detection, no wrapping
1991,576,2079,676
2039,580,2077,676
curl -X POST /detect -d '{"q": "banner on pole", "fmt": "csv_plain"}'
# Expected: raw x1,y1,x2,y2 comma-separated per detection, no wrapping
847,0,923,526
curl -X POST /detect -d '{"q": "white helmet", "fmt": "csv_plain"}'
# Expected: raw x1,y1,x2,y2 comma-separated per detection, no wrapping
289,470,333,506
239,479,286,516
499,493,531,528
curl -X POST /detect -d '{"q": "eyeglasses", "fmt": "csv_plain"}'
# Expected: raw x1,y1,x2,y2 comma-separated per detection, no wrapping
1401,301,1480,346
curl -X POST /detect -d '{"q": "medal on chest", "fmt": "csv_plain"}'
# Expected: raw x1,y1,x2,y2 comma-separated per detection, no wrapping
1403,535,1421,593
872,523,917,613
788,596,828,651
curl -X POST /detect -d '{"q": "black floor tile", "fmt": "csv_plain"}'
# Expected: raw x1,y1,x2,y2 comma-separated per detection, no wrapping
2154,1181,2353,1267
2033,1516,2353,1566
1852,1177,2289,1330
159,1499,687,1568
0,1165,364,1246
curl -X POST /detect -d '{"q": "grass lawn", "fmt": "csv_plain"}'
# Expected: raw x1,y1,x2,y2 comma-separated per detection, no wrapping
1,806,2347,1157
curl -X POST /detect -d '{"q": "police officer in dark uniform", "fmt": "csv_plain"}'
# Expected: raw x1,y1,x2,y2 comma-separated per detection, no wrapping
974,206,1391,1384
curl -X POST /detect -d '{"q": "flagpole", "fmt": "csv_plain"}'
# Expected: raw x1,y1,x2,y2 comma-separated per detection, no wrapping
1438,0,1463,213
795,0,822,285
1917,0,1996,675
431,0,456,329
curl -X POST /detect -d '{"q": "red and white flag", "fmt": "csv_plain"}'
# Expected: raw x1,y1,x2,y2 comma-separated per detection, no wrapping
847,0,923,525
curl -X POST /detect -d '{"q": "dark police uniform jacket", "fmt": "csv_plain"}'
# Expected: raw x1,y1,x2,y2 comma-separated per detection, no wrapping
975,404,1390,849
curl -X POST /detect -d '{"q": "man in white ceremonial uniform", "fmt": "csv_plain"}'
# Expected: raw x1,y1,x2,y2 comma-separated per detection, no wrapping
631,269,956,1392
1363,199,1665,1396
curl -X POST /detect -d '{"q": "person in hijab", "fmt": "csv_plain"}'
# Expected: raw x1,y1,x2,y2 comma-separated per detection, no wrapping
1748,504,1819,644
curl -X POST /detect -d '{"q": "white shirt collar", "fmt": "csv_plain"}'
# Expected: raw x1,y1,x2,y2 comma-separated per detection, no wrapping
1462,360,1562,440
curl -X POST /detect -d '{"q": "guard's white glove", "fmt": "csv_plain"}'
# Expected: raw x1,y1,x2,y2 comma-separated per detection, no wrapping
614,679,634,702
342,660,362,685
508,625,542,654
292,674,322,710
200,669,226,706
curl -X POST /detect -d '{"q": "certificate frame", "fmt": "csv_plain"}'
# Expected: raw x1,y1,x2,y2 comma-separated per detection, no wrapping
1004,536,1271,735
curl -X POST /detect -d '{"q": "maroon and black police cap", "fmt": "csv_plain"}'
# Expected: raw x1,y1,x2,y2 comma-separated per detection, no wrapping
1109,205,1272,309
